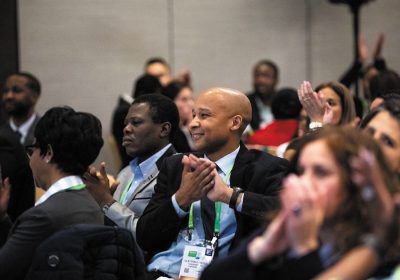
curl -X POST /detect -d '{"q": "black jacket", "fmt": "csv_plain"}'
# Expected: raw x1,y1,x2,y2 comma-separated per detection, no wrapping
25,224,147,280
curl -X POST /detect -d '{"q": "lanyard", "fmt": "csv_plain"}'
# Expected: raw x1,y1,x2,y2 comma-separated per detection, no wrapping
188,201,222,240
119,178,133,203
68,183,86,191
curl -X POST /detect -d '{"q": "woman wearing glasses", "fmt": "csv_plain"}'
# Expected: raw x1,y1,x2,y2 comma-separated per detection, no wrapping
0,106,104,280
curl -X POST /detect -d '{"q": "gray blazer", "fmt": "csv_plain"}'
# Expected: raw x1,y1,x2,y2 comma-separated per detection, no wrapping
0,188,103,280
105,146,175,238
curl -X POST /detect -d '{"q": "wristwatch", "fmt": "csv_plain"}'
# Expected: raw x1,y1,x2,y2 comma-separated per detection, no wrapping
309,121,323,130
229,187,244,209
102,199,116,214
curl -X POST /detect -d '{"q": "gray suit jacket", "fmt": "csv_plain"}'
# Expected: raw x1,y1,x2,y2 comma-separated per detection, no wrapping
0,188,103,280
104,146,175,237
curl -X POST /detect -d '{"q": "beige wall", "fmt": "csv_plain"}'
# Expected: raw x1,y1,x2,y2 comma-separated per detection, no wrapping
18,0,400,175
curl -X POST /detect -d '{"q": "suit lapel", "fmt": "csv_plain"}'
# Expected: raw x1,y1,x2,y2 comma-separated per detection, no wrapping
124,145,176,205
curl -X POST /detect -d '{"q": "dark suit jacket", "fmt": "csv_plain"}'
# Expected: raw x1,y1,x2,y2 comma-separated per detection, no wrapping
200,232,323,280
136,144,288,257
0,128,35,221
247,93,263,131
0,188,103,280
1,114,40,146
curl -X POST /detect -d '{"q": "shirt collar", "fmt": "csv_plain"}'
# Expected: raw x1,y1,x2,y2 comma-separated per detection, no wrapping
129,143,172,179
206,145,240,177
35,175,84,206
9,113,37,143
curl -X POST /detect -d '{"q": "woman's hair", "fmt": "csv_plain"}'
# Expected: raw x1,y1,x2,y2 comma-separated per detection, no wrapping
360,98,400,129
34,106,104,175
288,126,399,255
315,81,356,125
162,81,189,101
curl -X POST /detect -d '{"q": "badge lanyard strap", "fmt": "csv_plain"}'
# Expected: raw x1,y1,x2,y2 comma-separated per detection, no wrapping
187,164,234,242
68,183,86,191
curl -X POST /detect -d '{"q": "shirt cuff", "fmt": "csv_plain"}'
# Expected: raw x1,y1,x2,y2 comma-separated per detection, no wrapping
171,194,189,218
236,193,244,212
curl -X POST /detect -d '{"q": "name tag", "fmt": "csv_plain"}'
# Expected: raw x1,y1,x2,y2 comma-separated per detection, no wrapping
179,244,214,279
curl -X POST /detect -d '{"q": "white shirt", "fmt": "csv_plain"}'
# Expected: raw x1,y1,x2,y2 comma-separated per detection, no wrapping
9,113,37,144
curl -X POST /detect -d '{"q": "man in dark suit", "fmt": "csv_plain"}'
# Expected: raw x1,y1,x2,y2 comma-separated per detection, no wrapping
1,72,41,146
136,87,288,279
247,60,279,131
86,94,179,238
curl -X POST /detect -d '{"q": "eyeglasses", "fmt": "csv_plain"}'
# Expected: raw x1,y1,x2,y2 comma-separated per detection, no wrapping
25,143,38,158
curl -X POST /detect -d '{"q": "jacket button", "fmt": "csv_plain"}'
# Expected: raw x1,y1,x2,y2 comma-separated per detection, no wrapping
48,254,60,267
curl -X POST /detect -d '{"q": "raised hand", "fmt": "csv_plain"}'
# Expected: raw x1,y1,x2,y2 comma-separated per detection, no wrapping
350,149,394,239
247,211,289,264
298,81,325,123
281,174,326,256
83,162,118,207
175,154,216,210
206,168,233,203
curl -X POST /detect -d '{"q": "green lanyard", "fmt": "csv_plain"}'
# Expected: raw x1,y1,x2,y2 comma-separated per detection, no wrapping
119,179,133,203
188,201,222,239
187,164,233,241
68,183,86,191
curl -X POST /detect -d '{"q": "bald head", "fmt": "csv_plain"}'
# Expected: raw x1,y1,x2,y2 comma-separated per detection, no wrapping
198,87,252,133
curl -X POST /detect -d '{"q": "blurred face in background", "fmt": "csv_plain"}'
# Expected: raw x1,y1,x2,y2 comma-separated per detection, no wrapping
175,86,194,125
297,139,344,218
2,75,38,118
145,62,172,86
253,64,278,98
318,87,343,125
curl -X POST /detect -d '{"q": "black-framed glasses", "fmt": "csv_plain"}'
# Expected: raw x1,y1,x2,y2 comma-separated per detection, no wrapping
25,143,38,158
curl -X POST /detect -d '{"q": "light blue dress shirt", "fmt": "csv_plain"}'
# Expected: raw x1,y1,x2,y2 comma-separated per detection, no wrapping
120,144,172,204
148,146,242,278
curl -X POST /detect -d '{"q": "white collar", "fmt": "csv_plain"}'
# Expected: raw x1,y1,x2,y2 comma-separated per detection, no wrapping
35,175,84,206
206,145,240,181
9,113,37,144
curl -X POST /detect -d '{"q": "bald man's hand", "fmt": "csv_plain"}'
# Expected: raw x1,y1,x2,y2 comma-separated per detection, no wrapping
175,155,216,211
207,169,234,204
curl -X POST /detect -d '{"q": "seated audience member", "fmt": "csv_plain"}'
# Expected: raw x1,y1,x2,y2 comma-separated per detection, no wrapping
0,129,34,221
112,74,162,169
247,87,302,147
136,87,288,279
298,80,357,129
86,94,178,237
0,106,104,280
163,81,195,153
247,60,280,131
1,72,41,146
201,126,399,280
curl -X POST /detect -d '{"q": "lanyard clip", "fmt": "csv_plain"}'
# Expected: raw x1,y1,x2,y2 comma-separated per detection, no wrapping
211,235,218,249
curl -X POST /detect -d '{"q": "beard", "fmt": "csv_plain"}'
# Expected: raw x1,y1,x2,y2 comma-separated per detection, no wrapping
3,99,32,118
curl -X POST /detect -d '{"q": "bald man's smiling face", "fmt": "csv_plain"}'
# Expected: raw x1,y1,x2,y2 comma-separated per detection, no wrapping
189,92,233,156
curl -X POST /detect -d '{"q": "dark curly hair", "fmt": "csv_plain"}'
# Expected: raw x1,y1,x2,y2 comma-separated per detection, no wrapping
34,106,103,175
